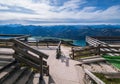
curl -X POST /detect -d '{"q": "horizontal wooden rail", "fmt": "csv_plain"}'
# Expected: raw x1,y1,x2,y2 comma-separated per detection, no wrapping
72,47,97,52
13,53,40,70
0,34,30,48
14,35,30,40
84,69,105,84
91,36,120,41
12,39,48,59
13,46,47,65
0,39,11,41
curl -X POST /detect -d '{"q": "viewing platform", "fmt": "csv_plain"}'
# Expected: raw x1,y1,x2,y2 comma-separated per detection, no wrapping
0,34,120,84
0,34,84,84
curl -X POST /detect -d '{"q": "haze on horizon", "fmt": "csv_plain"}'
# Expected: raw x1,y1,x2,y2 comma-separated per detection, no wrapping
0,0,120,25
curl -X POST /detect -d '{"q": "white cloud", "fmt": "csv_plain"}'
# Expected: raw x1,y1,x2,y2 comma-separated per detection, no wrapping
0,0,120,24
81,7,97,12
0,5,9,10
58,0,86,11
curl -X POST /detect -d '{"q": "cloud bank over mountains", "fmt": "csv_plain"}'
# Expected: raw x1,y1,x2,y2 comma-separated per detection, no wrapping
0,0,120,25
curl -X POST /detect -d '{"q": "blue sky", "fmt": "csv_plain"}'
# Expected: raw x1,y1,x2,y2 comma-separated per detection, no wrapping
0,0,120,25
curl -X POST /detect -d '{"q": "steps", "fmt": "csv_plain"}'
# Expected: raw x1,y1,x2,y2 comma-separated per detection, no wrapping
0,48,49,84
0,62,20,83
0,62,49,84
82,62,117,73
12,68,33,84
0,59,49,84
0,48,14,70
81,56,117,73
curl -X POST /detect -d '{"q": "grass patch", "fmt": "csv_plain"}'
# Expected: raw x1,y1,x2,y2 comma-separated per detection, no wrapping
74,55,91,60
94,73,120,84
73,50,96,60
103,55,120,69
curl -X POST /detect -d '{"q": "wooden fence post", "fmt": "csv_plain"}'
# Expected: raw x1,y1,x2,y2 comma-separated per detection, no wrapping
36,40,39,47
59,41,61,51
56,41,61,59
72,47,75,59
24,37,28,43
13,43,19,63
39,56,43,81
97,44,101,55
46,42,49,48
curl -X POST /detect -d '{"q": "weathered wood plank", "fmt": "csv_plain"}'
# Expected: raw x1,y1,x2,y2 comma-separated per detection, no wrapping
13,46,47,65
82,58,105,64
13,54,40,70
12,39,48,59
84,69,105,84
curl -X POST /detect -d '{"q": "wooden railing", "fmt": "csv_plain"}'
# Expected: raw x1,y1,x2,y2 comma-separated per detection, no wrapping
0,34,50,81
71,46,99,59
12,39,49,81
86,36,120,56
14,35,30,42
71,45,120,59
0,34,30,48
56,41,62,59
86,36,106,46
91,36,120,42
84,69,105,84
28,40,60,47
0,39,12,48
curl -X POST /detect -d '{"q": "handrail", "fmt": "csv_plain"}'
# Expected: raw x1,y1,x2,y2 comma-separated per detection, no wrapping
13,35,30,39
12,38,49,81
85,36,120,56
84,69,105,84
12,39,48,59
91,36,120,40
86,36,106,46
71,45,120,59
0,34,30,48
71,46,98,59
0,34,49,81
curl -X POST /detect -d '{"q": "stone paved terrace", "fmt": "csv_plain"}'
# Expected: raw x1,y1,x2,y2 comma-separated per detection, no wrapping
32,45,85,84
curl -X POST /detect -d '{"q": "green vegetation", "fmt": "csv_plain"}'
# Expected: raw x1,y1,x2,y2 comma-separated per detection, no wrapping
94,73,120,84
74,55,91,60
103,55,120,69
73,50,96,60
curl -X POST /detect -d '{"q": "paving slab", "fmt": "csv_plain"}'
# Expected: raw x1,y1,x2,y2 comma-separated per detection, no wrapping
34,46,84,84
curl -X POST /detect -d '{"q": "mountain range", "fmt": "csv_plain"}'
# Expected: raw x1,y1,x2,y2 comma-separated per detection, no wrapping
0,24,120,40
